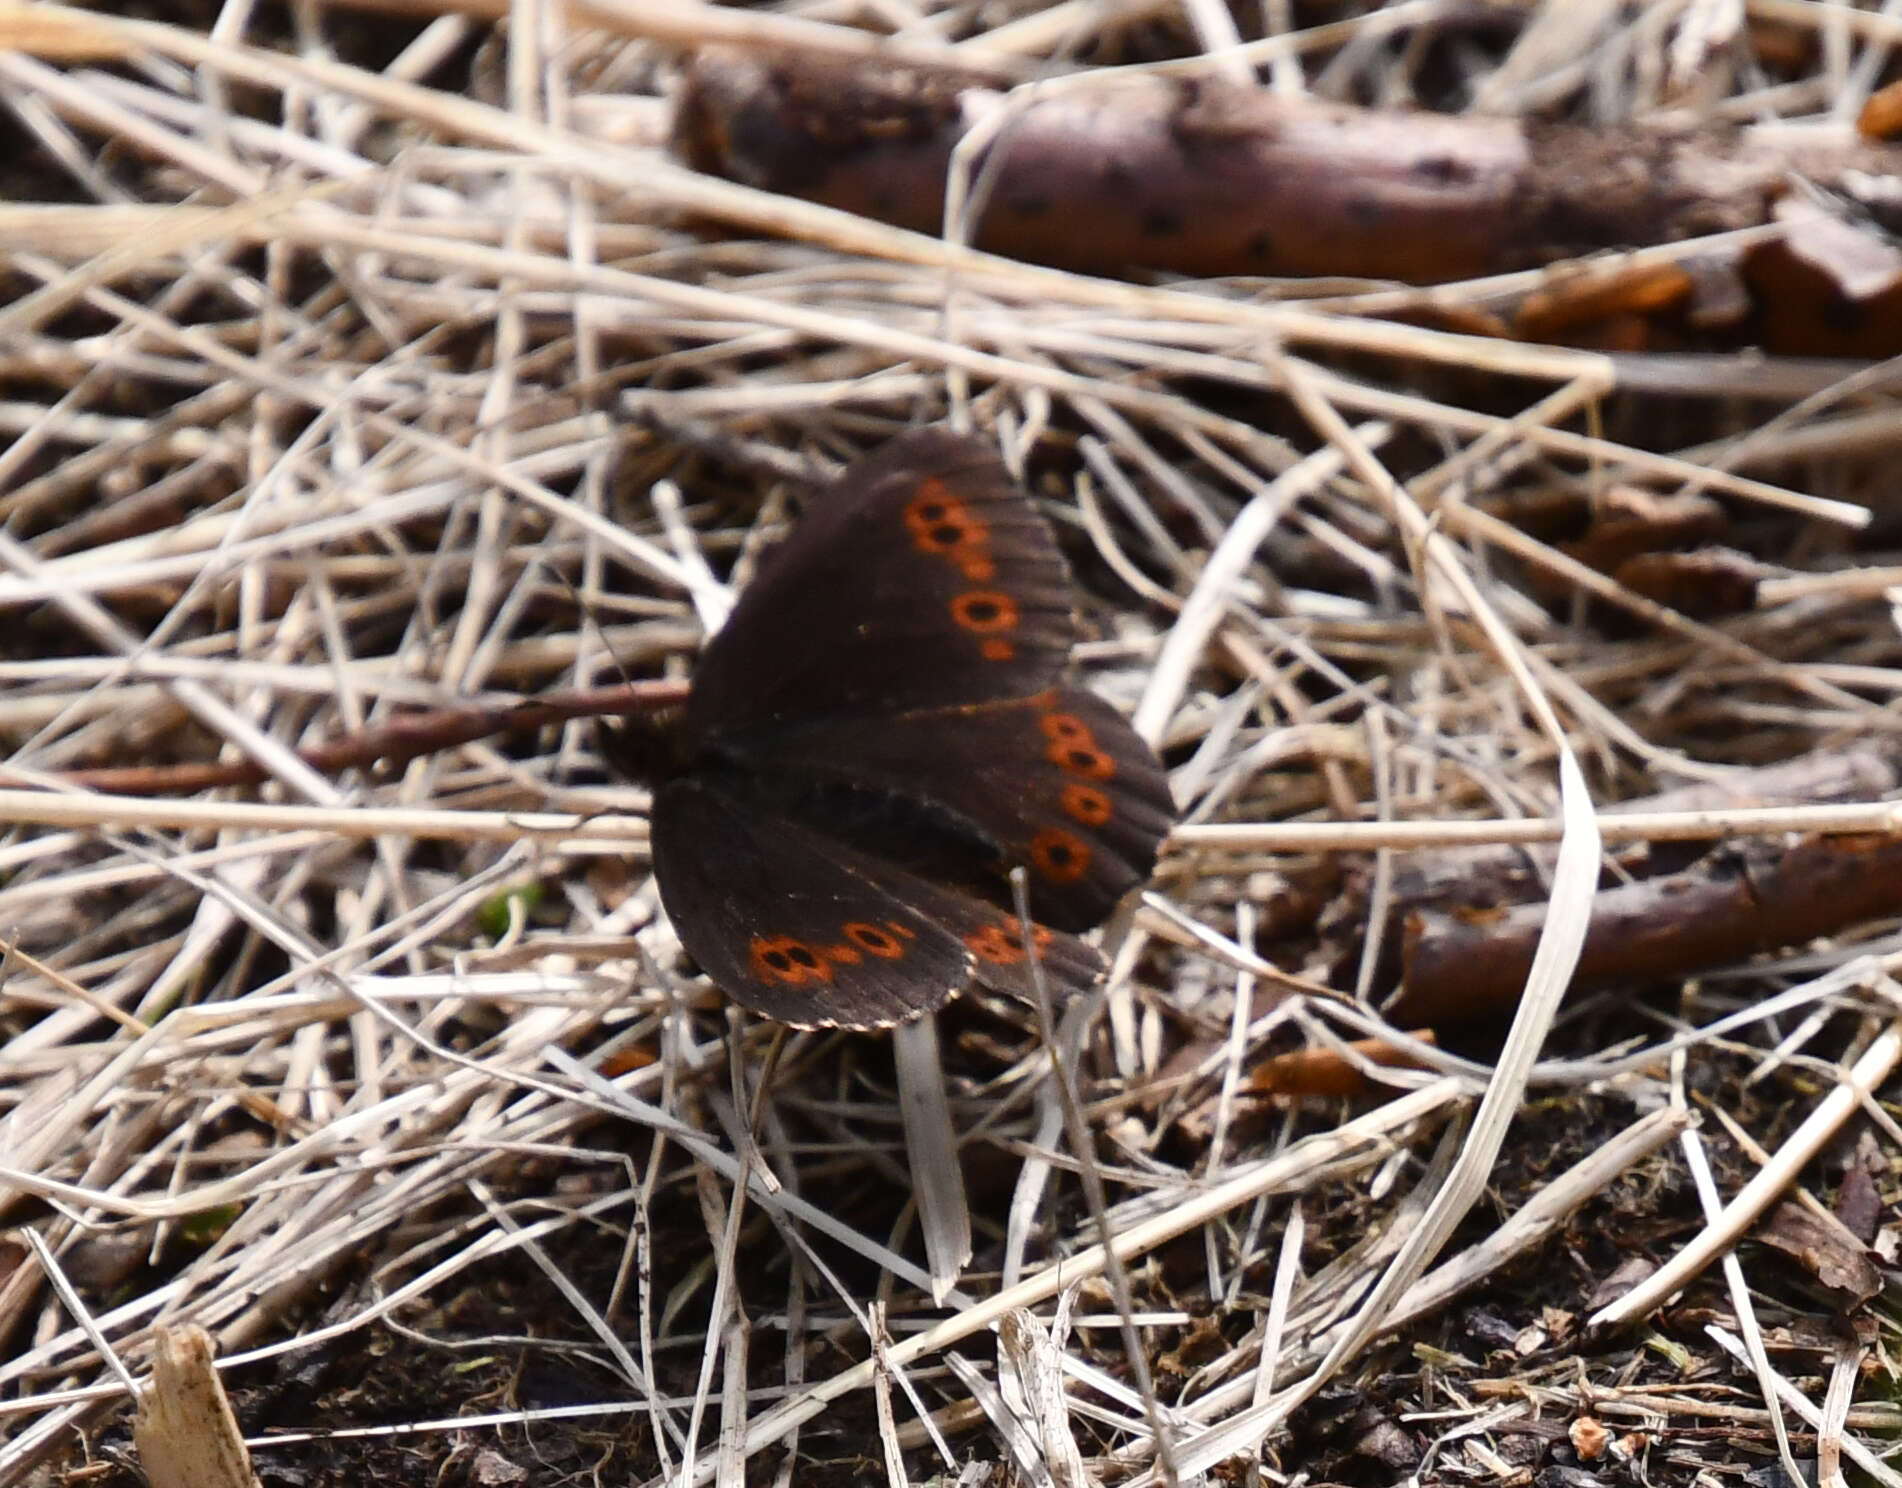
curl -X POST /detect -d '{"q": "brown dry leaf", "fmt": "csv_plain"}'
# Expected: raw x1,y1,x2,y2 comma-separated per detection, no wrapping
1859,77,1902,139
1612,549,1765,619
1570,1417,1612,1461
1512,261,1694,344
1588,1257,1659,1313
1557,486,1728,578
1248,1032,1440,1098
1755,1200,1882,1308
1774,196,1902,302
1835,1164,1883,1244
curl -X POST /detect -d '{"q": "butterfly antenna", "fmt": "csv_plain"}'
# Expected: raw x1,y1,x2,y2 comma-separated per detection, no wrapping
543,549,635,692
1011,868,1181,1488
545,521,697,785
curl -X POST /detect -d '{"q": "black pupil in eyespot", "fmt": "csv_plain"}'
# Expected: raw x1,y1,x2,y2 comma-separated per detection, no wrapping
932,524,963,545
1070,750,1095,767
1048,843,1072,863
967,601,997,620
788,947,818,966
765,951,790,969
918,504,945,521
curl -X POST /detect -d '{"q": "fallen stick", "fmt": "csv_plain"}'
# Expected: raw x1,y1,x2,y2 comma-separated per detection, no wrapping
1391,830,1902,1026
675,49,1902,285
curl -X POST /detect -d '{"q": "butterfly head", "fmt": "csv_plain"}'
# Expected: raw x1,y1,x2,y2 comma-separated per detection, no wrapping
599,705,694,787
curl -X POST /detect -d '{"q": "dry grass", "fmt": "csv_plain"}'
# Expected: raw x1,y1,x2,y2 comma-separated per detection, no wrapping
2,2,1902,1485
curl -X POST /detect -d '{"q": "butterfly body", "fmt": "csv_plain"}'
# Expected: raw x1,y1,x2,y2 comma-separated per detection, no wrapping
638,428,1175,1029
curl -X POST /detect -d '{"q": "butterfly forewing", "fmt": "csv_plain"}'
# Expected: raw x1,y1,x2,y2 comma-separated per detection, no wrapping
720,687,1175,932
684,429,1077,743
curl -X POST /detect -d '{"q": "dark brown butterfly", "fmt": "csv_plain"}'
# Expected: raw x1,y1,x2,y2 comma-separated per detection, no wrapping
634,427,1175,1029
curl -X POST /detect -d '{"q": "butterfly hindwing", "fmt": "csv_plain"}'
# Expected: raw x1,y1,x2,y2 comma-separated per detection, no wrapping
719,687,1175,932
650,775,975,1028
816,842,1110,1006
684,429,1078,742
944,902,1108,1007
650,773,1110,1026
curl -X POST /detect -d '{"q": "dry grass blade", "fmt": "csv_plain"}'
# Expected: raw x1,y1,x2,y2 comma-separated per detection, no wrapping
891,1014,974,1302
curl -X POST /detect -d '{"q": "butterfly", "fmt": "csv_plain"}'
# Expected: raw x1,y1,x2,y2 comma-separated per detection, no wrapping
630,427,1176,1029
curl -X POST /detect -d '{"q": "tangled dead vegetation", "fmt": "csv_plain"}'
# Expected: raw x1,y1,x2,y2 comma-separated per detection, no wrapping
2,3,1902,1486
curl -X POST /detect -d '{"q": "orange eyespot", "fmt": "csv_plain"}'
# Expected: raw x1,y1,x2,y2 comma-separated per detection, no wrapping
906,478,951,514
1057,743,1115,781
1062,783,1113,826
965,919,1053,964
905,485,996,581
843,921,908,960
1039,713,1093,746
1039,712,1115,777
1003,920,1050,949
965,925,1023,965
750,934,834,986
950,590,1018,635
981,639,1014,661
906,495,973,551
1031,829,1092,884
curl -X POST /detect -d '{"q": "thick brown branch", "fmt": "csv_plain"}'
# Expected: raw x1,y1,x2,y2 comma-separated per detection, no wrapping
675,49,1901,285
1390,831,1902,1027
